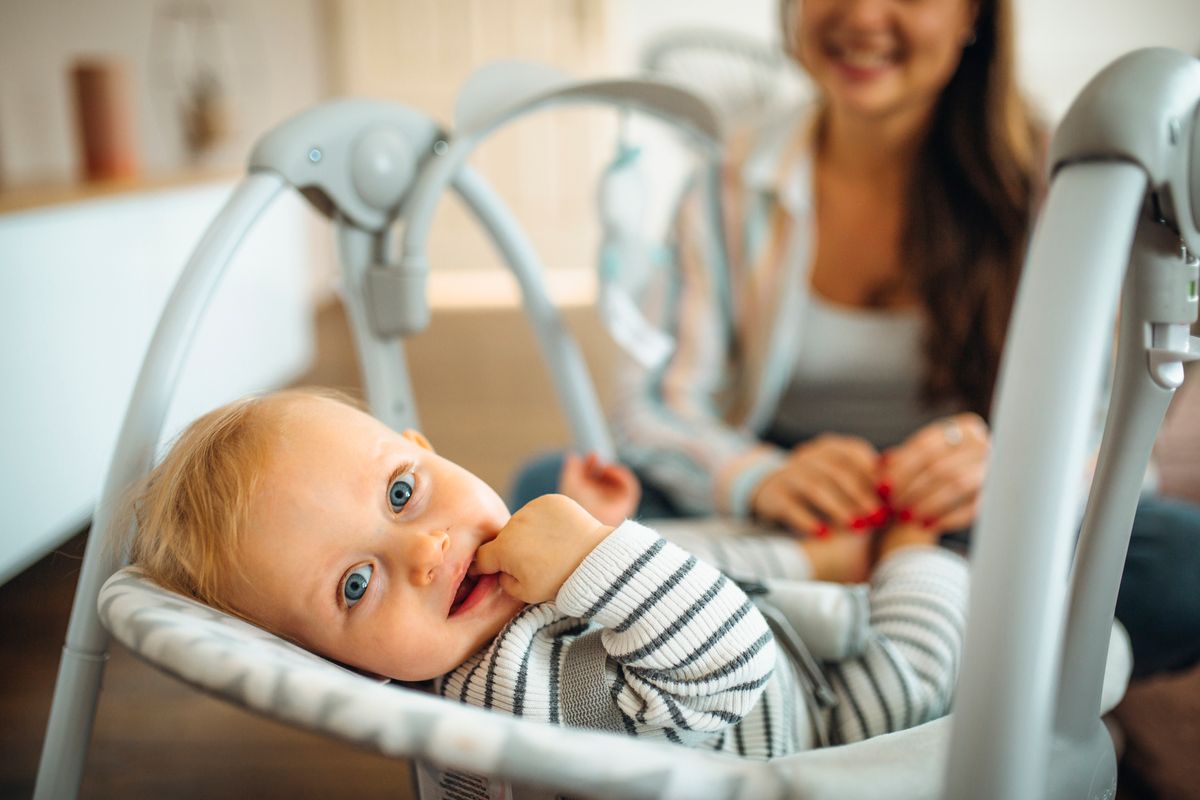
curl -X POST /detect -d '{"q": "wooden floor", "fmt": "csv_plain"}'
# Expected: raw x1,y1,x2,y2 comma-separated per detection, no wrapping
1,299,618,799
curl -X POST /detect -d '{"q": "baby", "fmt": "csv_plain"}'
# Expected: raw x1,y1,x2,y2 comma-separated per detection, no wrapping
130,388,969,755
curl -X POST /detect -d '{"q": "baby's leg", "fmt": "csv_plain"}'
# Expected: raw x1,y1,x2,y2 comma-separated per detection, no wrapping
654,518,880,584
651,518,815,581
818,524,969,744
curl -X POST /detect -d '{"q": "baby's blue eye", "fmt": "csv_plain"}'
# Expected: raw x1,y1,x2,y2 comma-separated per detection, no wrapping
343,564,373,607
389,473,415,512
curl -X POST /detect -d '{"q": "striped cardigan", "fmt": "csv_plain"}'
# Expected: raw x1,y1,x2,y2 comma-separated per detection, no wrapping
435,520,969,758
610,109,831,519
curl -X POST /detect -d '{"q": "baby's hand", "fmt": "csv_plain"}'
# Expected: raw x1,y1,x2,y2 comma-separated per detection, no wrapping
558,452,641,526
471,494,613,605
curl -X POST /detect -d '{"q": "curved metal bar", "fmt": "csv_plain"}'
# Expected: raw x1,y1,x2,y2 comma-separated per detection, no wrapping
397,134,476,278
401,81,718,281
391,73,721,459
1054,219,1181,744
450,165,615,459
33,171,287,800
943,161,1148,800
337,221,423,432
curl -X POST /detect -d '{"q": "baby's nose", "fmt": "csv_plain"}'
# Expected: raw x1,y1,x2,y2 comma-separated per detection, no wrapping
406,529,450,586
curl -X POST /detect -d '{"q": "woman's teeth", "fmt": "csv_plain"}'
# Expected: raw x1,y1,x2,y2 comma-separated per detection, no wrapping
839,48,892,69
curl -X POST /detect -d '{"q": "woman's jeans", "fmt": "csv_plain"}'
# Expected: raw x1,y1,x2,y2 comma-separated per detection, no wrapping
1115,495,1200,677
510,452,1200,678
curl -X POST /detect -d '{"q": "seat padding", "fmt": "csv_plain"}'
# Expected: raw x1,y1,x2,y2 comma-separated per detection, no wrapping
98,567,1131,800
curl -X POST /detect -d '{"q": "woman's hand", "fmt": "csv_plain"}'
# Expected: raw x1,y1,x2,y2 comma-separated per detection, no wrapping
882,413,990,534
750,434,885,536
471,494,613,605
558,452,641,526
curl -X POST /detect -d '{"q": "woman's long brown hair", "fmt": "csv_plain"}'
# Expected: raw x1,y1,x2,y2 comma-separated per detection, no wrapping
909,0,1042,418
784,0,1043,418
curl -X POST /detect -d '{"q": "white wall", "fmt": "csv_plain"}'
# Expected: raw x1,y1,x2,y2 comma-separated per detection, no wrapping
607,0,1200,124
0,184,318,584
1016,0,1200,122
0,0,331,183
606,0,780,70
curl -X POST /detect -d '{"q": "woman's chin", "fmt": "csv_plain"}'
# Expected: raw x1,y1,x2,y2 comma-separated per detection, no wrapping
827,85,930,125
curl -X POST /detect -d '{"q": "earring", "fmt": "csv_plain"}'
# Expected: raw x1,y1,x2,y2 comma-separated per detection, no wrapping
965,31,977,46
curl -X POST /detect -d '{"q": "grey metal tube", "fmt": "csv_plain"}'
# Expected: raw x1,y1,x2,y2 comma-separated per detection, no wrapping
399,135,461,272
943,162,1147,800
33,172,286,800
336,222,422,432
1055,220,1179,741
450,165,616,460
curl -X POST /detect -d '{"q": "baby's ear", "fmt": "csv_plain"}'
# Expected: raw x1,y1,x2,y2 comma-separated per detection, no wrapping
401,429,435,452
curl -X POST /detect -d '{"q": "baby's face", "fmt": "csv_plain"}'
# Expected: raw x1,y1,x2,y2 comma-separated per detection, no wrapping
228,395,525,681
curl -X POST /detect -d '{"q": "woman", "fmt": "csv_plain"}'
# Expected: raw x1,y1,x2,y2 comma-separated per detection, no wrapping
516,0,1200,676
610,0,1030,538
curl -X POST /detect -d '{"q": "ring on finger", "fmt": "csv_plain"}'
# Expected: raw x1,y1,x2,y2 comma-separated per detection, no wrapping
942,420,963,447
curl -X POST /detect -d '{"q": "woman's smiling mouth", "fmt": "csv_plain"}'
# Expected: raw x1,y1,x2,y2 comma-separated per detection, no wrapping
825,41,902,80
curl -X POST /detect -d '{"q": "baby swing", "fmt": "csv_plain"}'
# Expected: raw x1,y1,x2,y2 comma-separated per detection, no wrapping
35,49,1200,800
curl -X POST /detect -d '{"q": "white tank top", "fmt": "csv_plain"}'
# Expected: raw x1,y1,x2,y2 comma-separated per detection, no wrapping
768,293,954,449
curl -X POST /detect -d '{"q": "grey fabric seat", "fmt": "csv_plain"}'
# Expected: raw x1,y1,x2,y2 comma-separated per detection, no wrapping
98,567,1132,800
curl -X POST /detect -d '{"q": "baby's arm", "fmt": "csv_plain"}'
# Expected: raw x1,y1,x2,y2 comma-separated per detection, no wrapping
471,498,774,744
821,525,969,744
554,520,775,745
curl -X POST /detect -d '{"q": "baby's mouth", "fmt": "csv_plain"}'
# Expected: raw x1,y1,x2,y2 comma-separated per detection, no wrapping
450,571,480,615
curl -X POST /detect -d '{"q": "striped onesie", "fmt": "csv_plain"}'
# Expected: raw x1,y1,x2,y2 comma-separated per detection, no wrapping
435,519,969,757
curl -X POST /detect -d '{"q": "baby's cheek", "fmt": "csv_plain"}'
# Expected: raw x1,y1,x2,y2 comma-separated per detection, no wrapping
384,634,457,682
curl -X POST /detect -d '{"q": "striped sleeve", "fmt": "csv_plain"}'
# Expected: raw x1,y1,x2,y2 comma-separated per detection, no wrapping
608,175,786,518
824,546,969,744
553,521,777,746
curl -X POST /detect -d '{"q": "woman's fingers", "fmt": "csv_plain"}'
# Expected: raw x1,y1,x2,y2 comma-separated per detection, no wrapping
905,456,987,526
887,414,988,508
807,458,882,520
885,427,944,492
776,499,826,538
802,435,878,485
927,497,981,534
752,460,880,536
895,443,979,508
789,471,860,528
886,414,989,532
752,470,826,536
788,436,882,522
750,436,885,536
749,421,990,537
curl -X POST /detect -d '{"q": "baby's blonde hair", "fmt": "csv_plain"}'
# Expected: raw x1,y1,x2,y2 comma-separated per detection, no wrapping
128,387,359,615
